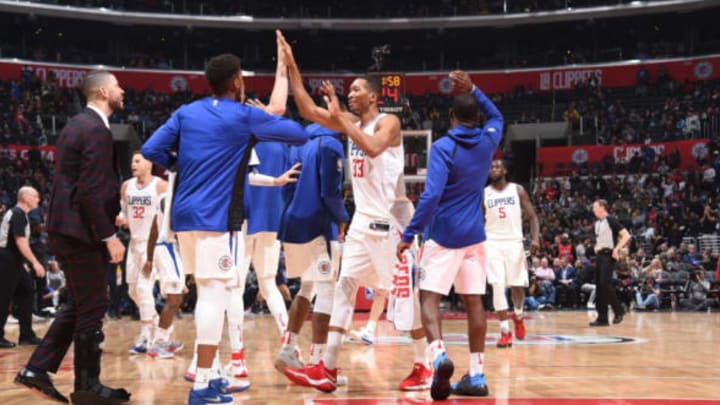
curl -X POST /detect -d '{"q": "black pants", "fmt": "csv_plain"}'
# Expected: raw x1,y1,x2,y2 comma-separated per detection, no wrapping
595,253,624,321
0,249,35,340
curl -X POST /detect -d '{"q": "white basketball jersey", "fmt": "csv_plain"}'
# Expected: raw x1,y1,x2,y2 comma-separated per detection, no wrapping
349,113,407,223
126,176,160,241
484,183,523,242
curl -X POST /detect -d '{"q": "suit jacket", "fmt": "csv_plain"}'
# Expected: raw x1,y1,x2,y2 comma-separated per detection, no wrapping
47,108,120,245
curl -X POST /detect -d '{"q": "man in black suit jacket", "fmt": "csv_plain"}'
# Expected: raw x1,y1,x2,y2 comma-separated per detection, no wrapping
16,70,131,405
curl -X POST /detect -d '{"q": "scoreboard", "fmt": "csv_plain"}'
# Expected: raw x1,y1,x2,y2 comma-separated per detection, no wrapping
371,73,405,114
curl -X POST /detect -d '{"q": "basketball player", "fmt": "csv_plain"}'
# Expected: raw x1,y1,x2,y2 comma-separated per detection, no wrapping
144,172,186,359
118,151,167,354
277,32,430,393
142,47,307,404
274,121,348,376
484,159,540,349
223,45,294,381
397,71,503,399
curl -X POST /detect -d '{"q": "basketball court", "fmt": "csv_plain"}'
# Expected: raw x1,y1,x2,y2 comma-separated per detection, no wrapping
1,311,718,404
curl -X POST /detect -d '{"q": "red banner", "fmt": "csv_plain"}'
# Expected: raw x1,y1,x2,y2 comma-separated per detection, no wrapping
1,145,57,163
1,54,718,96
537,139,710,177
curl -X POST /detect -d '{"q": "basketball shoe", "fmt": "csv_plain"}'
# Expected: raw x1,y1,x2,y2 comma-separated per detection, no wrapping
348,327,374,345
513,314,526,340
284,361,337,393
430,352,454,400
398,362,431,390
274,345,303,373
129,336,148,354
188,378,233,405
227,349,248,378
496,331,513,348
451,373,489,397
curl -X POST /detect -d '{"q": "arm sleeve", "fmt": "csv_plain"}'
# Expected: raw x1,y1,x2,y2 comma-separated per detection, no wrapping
607,216,626,238
472,87,504,147
141,108,182,169
248,107,308,145
248,172,276,186
402,143,450,243
10,210,27,238
319,144,349,224
76,126,119,240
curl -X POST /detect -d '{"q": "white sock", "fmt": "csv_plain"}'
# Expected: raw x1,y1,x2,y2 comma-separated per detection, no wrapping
194,367,212,390
154,326,171,343
187,342,198,375
514,308,524,319
324,331,343,370
309,343,326,365
365,320,377,333
500,320,510,333
428,339,446,364
469,352,484,376
141,321,153,340
212,351,223,378
412,337,428,367
281,331,298,348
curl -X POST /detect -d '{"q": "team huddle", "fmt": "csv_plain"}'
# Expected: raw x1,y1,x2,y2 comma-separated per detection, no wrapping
127,31,531,405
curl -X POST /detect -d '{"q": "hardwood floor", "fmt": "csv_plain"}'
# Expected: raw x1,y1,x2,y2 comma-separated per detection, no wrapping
1,311,718,404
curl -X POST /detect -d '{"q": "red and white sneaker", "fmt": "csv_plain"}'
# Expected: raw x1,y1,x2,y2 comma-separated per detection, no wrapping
398,362,431,391
284,361,337,393
513,315,526,340
228,349,249,378
497,331,513,348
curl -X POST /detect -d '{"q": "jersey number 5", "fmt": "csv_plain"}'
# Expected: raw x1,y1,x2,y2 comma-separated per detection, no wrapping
352,158,364,178
498,206,506,219
132,206,145,219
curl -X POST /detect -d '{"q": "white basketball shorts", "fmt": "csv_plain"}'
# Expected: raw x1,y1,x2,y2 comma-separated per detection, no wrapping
417,239,487,296
485,240,528,287
176,231,239,285
284,235,340,282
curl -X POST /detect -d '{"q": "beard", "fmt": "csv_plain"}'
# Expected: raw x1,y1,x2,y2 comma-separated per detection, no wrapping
490,175,503,185
109,97,124,113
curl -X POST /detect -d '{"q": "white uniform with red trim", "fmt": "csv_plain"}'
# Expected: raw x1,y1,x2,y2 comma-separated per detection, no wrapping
483,182,528,287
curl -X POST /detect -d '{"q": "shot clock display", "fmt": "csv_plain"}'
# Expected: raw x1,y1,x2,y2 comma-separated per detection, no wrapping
372,73,405,114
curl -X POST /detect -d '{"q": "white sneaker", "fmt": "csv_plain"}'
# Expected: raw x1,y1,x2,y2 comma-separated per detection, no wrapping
348,328,374,345
274,345,303,373
586,302,596,309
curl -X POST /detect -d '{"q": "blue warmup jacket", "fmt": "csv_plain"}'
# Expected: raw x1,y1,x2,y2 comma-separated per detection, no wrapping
245,142,290,235
279,123,349,244
141,97,307,232
402,87,503,248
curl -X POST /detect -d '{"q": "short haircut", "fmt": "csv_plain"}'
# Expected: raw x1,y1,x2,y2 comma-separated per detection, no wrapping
594,199,610,211
205,54,242,96
451,93,479,122
18,186,37,200
358,75,381,97
81,70,113,99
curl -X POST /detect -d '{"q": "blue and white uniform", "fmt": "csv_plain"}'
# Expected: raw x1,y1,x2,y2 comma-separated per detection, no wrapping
279,123,348,281
402,87,503,295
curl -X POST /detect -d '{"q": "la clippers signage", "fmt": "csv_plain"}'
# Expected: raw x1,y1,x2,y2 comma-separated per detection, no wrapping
0,54,718,95
537,139,709,176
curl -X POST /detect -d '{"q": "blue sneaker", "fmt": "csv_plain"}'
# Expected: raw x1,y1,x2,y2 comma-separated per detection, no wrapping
451,373,489,397
430,352,454,400
188,378,233,404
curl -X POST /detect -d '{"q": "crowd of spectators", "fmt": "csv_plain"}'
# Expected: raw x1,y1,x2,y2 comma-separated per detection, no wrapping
1,63,719,318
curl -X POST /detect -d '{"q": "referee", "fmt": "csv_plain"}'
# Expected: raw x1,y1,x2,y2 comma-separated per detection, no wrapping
591,199,629,326
0,186,44,347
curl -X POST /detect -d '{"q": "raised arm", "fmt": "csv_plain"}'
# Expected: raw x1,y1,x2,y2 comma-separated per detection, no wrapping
277,31,354,132
450,70,503,145
142,108,181,170
323,81,400,158
264,30,289,116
